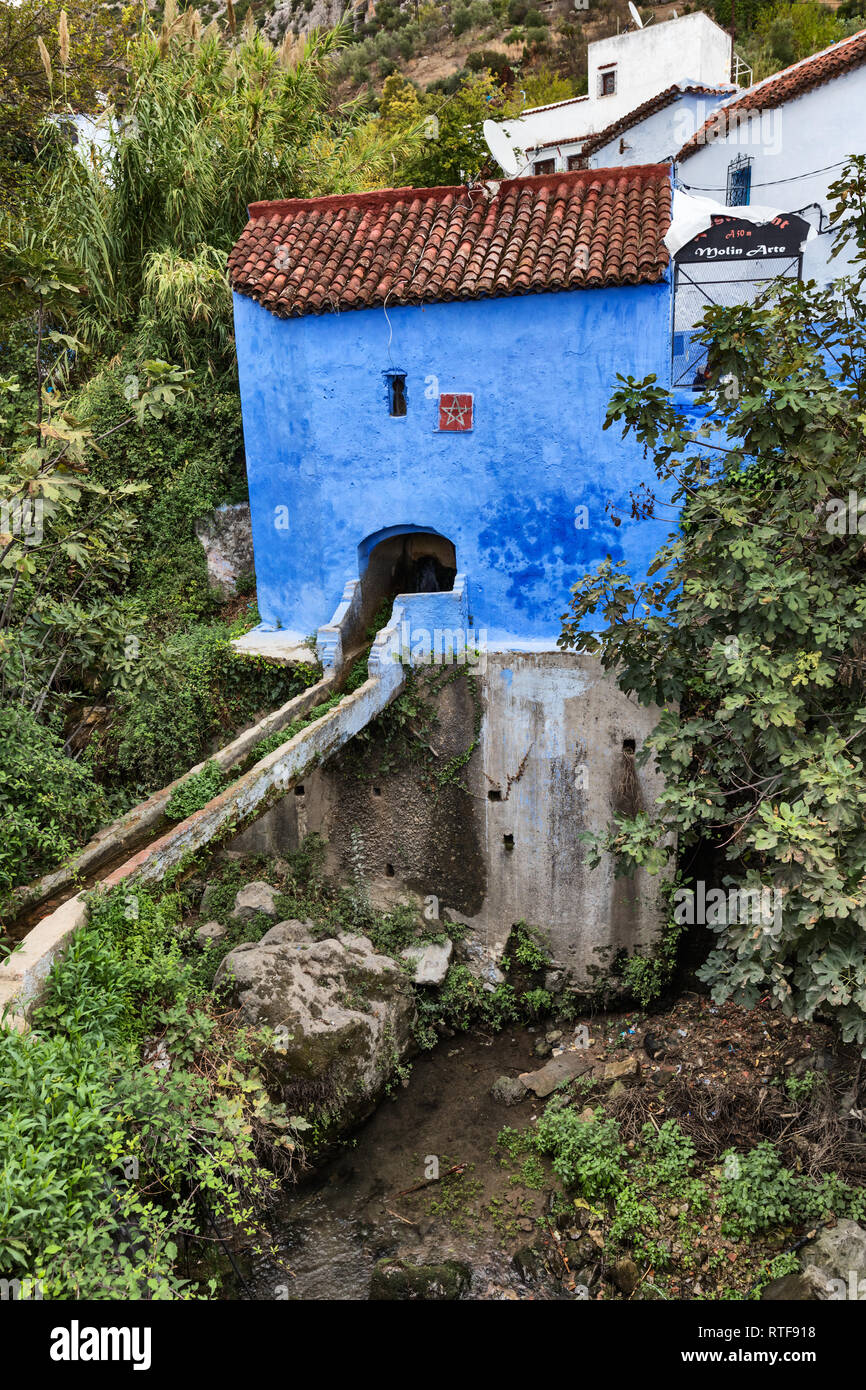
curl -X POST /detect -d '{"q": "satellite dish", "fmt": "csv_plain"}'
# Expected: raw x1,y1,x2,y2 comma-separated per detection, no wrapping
483,119,521,178
628,2,644,25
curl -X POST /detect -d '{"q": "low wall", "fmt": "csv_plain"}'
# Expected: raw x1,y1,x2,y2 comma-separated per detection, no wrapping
0,610,408,1026
4,673,336,926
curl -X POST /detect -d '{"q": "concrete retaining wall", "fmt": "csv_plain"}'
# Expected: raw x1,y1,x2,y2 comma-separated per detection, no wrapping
233,650,670,987
5,673,337,925
0,611,408,1026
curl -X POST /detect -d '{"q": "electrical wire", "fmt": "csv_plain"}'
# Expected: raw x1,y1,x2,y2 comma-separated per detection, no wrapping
677,158,850,194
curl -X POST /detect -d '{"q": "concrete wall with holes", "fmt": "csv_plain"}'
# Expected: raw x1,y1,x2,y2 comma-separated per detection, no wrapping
233,652,668,985
674,65,866,285
233,277,674,648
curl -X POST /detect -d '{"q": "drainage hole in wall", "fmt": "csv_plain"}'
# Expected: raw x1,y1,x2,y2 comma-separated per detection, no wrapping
373,787,382,797
294,785,305,796
622,738,636,754
503,834,514,852
488,789,502,802
385,863,395,877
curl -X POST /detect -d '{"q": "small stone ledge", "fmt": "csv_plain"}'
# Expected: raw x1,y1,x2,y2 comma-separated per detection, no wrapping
0,654,406,1028
6,673,336,924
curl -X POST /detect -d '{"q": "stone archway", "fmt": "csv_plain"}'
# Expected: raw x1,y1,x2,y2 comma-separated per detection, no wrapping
358,526,457,625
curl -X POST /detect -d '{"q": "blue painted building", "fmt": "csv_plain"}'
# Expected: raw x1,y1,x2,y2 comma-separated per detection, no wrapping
228,166,675,650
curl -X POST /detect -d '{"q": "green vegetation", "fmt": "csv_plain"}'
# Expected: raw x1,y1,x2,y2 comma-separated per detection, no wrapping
718,1141,866,1236
534,1104,627,1199
516,1101,866,1294
0,706,107,897
0,883,298,1298
708,0,866,84
46,9,417,375
561,159,866,1048
165,760,226,821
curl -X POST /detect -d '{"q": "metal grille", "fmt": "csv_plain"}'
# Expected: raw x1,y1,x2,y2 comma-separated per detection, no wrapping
672,256,801,389
726,156,753,207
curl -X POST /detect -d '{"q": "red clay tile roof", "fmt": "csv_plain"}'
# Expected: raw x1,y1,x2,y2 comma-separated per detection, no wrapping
228,165,672,318
678,27,866,160
578,83,734,157
526,84,731,156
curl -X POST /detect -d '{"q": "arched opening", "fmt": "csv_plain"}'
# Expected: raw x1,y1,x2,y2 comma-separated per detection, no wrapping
359,527,457,619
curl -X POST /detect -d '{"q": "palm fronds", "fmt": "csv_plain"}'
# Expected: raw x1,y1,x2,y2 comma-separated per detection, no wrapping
42,10,409,376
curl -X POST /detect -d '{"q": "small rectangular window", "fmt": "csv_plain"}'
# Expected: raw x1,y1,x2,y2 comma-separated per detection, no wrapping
726,156,752,207
566,154,587,171
600,67,616,96
533,157,555,176
387,373,407,416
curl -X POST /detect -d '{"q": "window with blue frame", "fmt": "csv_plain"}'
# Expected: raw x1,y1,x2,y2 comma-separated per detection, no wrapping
726,156,752,207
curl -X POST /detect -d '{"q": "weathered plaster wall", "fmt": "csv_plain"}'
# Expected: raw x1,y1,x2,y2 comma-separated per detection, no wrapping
589,91,725,168
469,652,666,978
496,11,731,157
588,13,731,117
234,279,674,647
235,651,668,986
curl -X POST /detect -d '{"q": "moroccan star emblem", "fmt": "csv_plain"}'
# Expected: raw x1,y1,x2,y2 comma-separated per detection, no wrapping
439,394,473,430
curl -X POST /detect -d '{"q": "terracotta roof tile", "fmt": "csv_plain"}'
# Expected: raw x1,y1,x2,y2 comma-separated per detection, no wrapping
578,83,734,157
678,28,866,160
228,165,672,317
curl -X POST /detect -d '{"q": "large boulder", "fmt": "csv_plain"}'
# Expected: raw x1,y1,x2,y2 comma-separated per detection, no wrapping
214,922,416,1150
194,502,254,599
762,1220,866,1300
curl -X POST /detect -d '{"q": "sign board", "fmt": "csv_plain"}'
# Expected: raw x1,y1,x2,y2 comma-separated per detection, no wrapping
438,393,473,431
676,213,811,264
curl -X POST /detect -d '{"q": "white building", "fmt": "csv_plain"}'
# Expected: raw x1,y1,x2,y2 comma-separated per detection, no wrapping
675,27,866,285
493,10,737,175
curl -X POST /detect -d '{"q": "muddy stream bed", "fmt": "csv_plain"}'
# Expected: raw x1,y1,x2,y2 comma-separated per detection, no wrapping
240,1025,570,1301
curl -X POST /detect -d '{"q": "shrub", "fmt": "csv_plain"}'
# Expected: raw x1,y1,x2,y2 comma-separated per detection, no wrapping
559,160,866,1048
0,886,292,1297
466,47,513,80
165,760,227,822
0,708,108,898
89,624,319,797
719,1141,866,1235
468,0,493,24
77,367,246,625
533,1105,627,1200
414,963,520,1047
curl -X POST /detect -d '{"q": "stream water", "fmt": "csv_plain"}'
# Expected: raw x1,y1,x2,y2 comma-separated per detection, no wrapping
241,1025,572,1301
